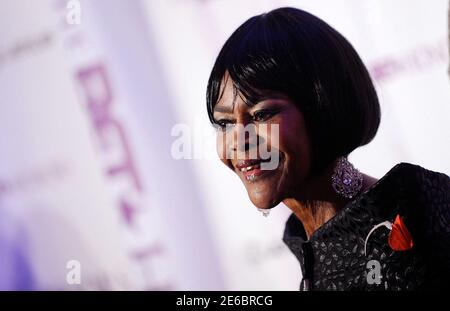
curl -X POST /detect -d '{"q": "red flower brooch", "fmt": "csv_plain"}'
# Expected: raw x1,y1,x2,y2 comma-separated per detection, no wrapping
388,214,414,251
364,214,414,256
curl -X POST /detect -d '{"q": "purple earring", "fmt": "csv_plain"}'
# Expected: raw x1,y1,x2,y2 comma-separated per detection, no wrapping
331,157,363,199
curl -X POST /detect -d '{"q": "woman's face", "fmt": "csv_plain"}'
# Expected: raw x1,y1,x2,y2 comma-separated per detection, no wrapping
213,77,312,209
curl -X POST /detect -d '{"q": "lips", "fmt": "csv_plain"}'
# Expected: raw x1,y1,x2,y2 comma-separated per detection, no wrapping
235,159,271,181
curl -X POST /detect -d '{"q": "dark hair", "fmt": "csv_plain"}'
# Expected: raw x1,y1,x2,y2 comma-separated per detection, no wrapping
206,7,381,175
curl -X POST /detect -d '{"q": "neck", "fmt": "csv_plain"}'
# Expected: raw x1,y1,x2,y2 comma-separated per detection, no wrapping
282,160,377,240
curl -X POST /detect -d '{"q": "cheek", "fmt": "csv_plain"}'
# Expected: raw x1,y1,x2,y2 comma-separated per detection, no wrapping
216,132,230,167
257,124,279,162
258,124,274,148
216,132,225,158
277,115,312,176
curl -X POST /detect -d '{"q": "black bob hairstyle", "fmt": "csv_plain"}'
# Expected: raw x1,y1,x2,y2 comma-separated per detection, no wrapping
206,7,381,176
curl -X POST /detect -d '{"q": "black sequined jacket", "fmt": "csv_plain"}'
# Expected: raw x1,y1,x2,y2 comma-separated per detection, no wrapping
283,163,450,290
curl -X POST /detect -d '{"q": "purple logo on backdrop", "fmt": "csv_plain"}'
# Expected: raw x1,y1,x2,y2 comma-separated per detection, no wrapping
77,65,142,226
369,38,447,82
76,64,172,289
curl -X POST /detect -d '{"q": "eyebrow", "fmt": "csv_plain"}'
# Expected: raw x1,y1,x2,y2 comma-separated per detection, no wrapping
255,93,290,102
213,106,233,113
213,91,290,114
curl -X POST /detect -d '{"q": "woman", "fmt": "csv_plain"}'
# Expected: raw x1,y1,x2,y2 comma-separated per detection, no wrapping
206,7,450,290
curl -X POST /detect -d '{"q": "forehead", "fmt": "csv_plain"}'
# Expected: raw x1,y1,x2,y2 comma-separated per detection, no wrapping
213,73,292,114
214,75,242,112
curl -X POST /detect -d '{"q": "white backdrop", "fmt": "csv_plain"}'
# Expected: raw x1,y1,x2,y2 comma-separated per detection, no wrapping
0,0,449,290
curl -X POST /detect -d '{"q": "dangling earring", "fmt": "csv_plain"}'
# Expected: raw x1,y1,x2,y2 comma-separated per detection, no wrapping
331,156,363,199
257,208,270,217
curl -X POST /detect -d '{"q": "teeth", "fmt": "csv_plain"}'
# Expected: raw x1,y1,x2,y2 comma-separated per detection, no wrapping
240,164,260,172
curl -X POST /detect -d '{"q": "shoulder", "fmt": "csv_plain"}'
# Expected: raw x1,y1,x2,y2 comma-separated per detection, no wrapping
380,162,449,187
392,162,449,189
373,162,449,205
384,162,449,221
388,162,449,220
390,163,450,270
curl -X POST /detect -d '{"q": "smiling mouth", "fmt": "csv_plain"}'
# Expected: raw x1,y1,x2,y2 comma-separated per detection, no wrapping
236,158,275,182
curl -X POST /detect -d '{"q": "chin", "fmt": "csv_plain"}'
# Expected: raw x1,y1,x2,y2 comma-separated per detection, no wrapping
243,174,285,209
248,191,280,210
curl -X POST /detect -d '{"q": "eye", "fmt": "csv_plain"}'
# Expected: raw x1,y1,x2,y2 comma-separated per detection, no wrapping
252,109,278,122
214,119,235,131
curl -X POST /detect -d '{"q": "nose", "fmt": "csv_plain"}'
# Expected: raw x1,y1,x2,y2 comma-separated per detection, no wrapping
229,122,258,155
